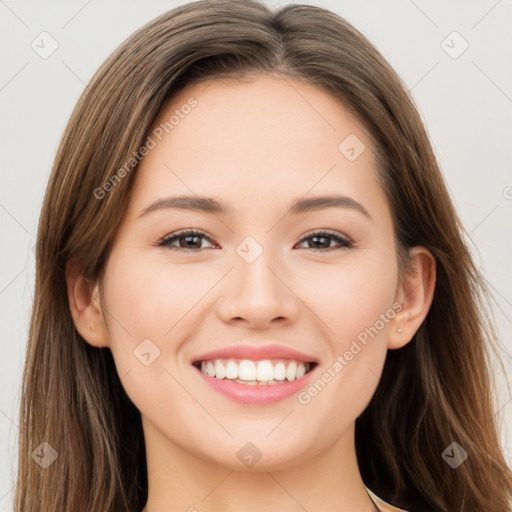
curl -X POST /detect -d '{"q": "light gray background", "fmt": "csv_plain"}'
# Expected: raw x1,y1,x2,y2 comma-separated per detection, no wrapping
1,0,511,510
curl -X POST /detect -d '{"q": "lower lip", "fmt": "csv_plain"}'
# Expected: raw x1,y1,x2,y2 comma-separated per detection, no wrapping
193,365,317,405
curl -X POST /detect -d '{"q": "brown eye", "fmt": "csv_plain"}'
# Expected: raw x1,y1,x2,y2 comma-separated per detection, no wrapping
157,229,353,252
296,230,353,251
158,229,216,251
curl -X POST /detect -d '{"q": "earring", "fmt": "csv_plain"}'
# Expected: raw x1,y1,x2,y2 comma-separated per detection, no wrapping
396,328,402,333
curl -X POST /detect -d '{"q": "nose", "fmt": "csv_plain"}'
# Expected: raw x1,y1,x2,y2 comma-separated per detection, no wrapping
217,246,300,329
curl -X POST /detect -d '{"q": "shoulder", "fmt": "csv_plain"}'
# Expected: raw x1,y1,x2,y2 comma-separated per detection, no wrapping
367,487,410,512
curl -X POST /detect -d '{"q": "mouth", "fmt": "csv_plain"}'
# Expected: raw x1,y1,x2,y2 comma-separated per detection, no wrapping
192,358,319,386
190,343,320,404
192,358,319,404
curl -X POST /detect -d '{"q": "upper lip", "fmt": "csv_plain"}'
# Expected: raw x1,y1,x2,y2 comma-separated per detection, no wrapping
192,343,319,364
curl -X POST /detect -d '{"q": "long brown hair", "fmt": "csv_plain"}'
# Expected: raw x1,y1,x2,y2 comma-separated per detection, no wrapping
15,1,512,510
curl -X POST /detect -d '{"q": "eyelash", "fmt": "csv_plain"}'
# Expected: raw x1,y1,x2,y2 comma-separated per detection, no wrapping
157,228,354,252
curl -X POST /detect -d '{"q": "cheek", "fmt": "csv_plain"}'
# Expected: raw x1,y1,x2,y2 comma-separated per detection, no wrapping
294,256,397,437
295,250,398,345
104,251,214,344
100,253,199,423
304,249,398,392
295,249,397,408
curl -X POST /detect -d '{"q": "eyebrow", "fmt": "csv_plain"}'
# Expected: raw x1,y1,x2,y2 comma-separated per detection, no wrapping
138,194,371,219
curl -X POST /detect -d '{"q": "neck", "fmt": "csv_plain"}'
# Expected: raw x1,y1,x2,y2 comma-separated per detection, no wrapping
141,418,380,512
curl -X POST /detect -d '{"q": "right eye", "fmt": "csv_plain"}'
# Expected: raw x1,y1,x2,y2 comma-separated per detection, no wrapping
157,229,218,251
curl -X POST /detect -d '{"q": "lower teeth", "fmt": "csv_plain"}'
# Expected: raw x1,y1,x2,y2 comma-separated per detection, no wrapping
231,378,283,385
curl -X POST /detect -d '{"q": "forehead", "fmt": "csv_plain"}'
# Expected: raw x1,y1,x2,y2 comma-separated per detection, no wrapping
129,74,385,219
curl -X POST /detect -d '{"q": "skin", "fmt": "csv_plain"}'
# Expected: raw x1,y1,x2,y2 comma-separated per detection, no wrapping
67,74,435,512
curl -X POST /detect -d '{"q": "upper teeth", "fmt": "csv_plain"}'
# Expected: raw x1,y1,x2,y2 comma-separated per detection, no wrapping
199,358,310,382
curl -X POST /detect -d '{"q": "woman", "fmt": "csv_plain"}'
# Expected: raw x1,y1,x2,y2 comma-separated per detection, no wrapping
14,0,512,511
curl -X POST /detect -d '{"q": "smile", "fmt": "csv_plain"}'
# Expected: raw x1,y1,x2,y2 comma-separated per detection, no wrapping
190,342,319,404
193,358,316,385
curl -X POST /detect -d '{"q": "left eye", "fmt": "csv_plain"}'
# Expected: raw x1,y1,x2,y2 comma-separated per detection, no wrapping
157,229,353,252
295,230,353,250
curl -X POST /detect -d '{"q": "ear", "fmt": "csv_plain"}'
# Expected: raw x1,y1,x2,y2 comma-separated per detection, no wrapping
388,246,436,350
65,259,110,348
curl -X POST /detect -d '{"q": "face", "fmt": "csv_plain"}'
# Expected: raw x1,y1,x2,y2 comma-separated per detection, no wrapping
97,74,402,471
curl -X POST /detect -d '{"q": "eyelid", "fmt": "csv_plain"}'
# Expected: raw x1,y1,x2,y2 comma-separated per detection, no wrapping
300,228,352,243
157,228,218,249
